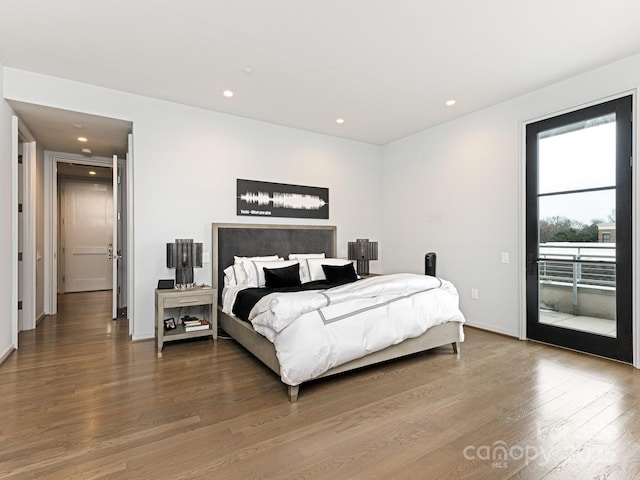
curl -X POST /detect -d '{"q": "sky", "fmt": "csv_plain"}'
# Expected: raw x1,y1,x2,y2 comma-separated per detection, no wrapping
538,120,616,225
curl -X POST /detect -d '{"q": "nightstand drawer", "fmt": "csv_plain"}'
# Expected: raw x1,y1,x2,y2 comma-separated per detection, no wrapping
164,294,212,308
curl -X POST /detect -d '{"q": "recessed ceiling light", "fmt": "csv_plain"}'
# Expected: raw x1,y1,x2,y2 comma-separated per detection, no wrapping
336,118,345,124
81,148,92,155
78,136,88,142
223,90,234,98
445,99,456,106
243,66,254,74
88,171,96,175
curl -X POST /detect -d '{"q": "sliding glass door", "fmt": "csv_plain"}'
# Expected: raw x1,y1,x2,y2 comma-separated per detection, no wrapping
526,96,632,362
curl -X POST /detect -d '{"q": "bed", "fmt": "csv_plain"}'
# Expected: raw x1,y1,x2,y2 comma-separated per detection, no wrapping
212,222,464,402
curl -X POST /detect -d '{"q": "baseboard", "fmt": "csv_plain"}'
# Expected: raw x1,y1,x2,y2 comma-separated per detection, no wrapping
0,345,16,365
131,333,154,342
464,321,519,339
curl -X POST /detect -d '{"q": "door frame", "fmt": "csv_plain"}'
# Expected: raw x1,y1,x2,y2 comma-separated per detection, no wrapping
519,89,639,367
44,152,126,315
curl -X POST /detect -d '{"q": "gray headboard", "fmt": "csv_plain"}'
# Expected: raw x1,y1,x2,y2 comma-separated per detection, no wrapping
212,223,337,305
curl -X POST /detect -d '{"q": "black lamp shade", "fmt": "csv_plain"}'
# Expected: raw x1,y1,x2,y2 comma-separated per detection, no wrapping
348,238,378,276
166,239,203,287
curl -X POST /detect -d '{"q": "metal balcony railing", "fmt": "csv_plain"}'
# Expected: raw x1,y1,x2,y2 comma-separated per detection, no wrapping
539,243,616,315
539,243,616,287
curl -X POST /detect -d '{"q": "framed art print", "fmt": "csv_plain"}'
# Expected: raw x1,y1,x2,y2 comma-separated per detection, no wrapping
237,179,329,219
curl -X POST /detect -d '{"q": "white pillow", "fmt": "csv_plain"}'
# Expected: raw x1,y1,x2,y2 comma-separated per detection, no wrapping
229,255,281,286
245,259,300,287
234,255,280,263
305,258,353,282
289,253,325,283
223,264,247,287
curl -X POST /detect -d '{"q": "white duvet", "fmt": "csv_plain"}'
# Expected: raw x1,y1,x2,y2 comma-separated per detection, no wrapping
227,273,465,386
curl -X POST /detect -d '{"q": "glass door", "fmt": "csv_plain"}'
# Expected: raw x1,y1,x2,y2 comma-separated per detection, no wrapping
526,96,632,362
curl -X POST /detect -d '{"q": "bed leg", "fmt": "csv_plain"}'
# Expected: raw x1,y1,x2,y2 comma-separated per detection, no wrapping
288,385,300,402
451,342,458,354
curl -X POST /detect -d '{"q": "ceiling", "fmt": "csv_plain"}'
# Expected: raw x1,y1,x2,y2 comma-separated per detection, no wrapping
2,1,640,150
10,100,131,158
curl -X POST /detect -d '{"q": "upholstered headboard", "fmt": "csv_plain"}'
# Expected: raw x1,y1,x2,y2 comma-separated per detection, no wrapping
212,223,337,305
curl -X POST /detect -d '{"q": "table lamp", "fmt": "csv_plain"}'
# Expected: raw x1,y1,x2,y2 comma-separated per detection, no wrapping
348,238,378,276
166,238,203,288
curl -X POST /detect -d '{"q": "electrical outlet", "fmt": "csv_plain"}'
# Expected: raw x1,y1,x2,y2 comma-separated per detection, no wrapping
471,288,479,299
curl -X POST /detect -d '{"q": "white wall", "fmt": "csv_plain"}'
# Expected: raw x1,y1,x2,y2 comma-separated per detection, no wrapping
382,53,640,337
0,62,16,359
4,69,383,339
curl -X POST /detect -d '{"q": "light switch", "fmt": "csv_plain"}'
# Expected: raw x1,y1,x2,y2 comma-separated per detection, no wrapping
501,252,509,264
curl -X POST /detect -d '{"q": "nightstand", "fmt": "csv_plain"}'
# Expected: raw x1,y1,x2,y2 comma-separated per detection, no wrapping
155,286,216,356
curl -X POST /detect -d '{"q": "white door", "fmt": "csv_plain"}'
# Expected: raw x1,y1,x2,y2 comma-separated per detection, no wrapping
63,180,113,292
17,145,23,330
11,116,18,347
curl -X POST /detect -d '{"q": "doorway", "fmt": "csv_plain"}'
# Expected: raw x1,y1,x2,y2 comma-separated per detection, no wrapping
49,155,128,320
8,101,133,349
525,95,633,362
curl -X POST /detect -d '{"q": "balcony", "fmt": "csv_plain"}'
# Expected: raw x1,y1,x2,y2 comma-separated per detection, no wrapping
538,243,616,337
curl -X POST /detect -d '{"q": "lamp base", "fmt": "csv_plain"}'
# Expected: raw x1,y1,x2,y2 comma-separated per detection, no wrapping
175,267,195,289
355,260,370,276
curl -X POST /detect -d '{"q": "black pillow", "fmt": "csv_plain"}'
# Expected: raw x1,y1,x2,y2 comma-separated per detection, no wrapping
322,263,358,284
264,263,301,288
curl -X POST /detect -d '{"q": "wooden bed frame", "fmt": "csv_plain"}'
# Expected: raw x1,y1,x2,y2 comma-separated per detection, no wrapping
212,222,463,401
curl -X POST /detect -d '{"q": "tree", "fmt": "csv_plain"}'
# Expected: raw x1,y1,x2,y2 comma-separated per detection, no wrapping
539,216,574,243
539,216,599,243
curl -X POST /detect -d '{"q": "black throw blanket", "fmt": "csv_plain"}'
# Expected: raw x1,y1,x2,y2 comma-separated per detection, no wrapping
232,279,355,321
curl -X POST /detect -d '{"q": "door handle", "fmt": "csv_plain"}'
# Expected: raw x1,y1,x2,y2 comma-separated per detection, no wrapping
526,253,537,275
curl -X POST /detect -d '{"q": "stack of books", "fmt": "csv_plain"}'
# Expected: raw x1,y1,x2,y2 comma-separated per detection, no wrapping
182,317,210,332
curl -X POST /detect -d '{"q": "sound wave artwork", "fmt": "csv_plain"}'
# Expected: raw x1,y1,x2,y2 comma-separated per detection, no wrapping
239,191,327,210
237,179,329,219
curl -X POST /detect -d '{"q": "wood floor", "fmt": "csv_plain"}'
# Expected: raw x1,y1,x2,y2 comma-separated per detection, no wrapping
2,292,640,479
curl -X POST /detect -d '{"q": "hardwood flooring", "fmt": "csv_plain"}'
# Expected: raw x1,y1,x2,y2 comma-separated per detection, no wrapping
2,291,640,479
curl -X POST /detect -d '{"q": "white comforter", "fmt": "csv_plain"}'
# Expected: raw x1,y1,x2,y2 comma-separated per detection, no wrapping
242,273,465,386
